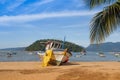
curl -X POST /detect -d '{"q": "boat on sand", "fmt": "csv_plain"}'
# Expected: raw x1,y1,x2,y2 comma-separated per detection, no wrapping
37,41,72,67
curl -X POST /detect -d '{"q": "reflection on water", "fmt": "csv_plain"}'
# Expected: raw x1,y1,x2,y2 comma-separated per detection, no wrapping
0,50,119,62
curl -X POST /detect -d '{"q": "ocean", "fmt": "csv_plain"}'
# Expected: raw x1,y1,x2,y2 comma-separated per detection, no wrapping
0,50,119,62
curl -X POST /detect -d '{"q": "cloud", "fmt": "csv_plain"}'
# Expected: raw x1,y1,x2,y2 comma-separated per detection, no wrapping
7,0,26,11
60,21,90,29
31,0,54,6
19,0,55,13
61,24,83,28
0,10,98,23
73,0,85,8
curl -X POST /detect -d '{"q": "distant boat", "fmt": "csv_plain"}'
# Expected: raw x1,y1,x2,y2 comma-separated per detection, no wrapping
75,55,82,58
80,49,86,55
28,52,33,55
6,51,17,57
114,52,120,57
97,52,105,57
7,53,12,57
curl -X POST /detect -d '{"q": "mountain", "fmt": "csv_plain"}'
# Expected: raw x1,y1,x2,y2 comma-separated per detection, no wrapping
0,47,25,51
86,42,120,52
25,39,85,52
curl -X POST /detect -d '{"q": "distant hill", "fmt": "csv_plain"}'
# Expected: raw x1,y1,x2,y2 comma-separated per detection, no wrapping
0,47,25,51
86,42,120,52
25,39,85,52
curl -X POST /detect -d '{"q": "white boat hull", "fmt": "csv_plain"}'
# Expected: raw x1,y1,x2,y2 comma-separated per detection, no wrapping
37,50,71,66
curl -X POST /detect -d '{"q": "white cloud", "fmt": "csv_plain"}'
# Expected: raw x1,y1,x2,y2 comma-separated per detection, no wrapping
7,0,26,11
60,23,90,29
73,0,85,8
61,24,83,28
0,10,98,23
20,0,54,13
31,0,54,6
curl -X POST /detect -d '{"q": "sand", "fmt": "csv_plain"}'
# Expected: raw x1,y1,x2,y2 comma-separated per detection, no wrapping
0,62,120,80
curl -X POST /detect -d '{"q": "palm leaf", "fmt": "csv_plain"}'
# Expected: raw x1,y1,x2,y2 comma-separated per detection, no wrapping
84,0,116,8
90,1,120,44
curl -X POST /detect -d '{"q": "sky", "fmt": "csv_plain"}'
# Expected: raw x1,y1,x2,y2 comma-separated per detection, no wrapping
0,0,120,49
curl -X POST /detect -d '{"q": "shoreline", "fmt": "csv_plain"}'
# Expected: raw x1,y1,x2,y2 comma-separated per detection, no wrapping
0,61,120,80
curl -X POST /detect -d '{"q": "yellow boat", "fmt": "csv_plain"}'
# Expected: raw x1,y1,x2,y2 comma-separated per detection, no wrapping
37,41,72,67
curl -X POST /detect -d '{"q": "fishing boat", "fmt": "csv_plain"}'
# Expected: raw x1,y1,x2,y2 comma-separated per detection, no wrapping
80,49,86,55
114,52,120,57
96,52,105,57
37,41,72,67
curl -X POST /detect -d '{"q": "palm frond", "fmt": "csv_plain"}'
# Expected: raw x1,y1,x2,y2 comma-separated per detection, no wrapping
90,1,120,44
84,0,115,8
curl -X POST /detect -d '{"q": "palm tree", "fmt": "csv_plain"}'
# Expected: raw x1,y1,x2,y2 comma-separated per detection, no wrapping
85,0,120,44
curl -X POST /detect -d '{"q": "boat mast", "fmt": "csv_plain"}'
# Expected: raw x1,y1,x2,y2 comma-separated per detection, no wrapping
62,36,66,49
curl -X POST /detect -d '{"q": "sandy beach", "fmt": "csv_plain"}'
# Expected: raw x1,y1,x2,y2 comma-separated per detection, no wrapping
0,62,120,80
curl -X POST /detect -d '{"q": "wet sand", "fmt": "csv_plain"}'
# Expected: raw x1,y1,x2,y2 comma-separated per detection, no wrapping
0,62,120,80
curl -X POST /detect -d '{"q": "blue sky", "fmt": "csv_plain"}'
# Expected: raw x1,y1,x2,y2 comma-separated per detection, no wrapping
0,0,119,49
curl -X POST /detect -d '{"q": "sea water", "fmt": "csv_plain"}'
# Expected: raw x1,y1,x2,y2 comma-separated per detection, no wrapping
0,50,40,62
0,50,119,62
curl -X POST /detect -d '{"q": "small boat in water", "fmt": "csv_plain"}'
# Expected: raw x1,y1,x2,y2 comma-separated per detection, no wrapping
75,55,82,58
37,41,72,67
6,51,17,57
96,52,105,57
114,52,120,57
7,53,12,57
80,49,86,55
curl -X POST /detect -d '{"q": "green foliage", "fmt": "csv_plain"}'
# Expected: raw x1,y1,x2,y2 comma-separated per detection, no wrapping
84,0,115,8
85,0,120,44
25,39,85,52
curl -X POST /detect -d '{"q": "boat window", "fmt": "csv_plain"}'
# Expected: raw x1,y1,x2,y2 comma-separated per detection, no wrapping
59,45,62,48
57,44,60,48
51,43,54,47
54,43,58,48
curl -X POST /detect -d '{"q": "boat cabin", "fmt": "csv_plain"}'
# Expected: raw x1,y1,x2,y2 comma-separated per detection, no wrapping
45,41,63,50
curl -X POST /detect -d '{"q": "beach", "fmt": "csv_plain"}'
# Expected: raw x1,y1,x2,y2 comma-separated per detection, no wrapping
0,62,120,80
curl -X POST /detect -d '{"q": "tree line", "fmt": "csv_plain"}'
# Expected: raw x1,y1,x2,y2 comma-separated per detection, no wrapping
25,39,85,52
